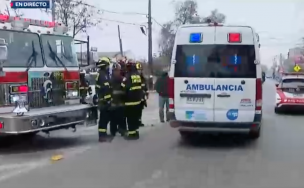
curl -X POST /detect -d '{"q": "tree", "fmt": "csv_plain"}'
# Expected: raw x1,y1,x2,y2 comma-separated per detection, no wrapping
201,9,225,23
43,0,102,37
0,4,24,17
158,0,226,61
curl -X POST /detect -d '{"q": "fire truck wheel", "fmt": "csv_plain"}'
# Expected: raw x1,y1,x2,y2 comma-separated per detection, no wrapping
20,132,38,140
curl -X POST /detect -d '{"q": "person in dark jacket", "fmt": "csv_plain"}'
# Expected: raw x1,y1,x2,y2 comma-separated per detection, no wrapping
109,63,126,136
135,62,148,127
155,71,169,122
96,57,112,142
121,60,142,140
118,60,126,77
262,71,266,83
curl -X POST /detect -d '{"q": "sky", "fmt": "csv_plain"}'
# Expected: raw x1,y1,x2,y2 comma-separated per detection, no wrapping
1,0,304,67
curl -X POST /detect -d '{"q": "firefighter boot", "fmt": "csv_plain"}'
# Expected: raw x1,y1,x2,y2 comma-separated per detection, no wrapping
99,135,114,142
139,120,145,127
124,131,139,140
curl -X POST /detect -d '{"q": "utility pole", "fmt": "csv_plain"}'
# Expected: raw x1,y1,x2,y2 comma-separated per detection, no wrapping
117,25,123,56
147,0,153,74
52,0,55,22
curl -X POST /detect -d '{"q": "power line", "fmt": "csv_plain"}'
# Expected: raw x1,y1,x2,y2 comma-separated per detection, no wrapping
78,1,167,29
80,2,147,16
151,18,165,28
99,18,143,26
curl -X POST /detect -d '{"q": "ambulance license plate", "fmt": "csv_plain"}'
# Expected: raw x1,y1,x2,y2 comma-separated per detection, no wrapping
186,97,204,104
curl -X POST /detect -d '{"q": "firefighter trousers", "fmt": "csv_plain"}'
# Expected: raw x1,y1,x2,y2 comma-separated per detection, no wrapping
138,102,144,125
98,106,110,137
125,104,141,136
110,107,126,135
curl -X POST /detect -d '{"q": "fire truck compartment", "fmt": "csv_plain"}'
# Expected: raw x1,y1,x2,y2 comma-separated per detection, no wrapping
0,104,93,134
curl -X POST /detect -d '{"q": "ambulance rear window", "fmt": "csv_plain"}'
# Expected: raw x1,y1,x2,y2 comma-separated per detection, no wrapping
174,45,256,78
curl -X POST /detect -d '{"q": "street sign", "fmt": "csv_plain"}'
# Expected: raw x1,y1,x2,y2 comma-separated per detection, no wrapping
294,64,301,72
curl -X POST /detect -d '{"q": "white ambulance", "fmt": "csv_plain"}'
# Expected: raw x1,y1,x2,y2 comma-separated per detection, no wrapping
167,22,262,140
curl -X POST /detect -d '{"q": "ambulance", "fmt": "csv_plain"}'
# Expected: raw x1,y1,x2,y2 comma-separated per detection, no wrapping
0,14,95,136
167,22,262,140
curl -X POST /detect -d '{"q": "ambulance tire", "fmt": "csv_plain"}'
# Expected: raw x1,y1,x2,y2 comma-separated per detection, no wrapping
249,127,260,140
179,131,196,142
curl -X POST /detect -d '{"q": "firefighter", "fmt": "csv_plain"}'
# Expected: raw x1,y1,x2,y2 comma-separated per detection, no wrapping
109,62,127,136
118,60,126,77
121,60,142,140
79,70,91,103
96,57,112,142
118,59,127,127
135,62,148,127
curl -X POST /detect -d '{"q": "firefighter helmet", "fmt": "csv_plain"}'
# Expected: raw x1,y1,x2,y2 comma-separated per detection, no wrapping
96,57,111,67
135,62,142,70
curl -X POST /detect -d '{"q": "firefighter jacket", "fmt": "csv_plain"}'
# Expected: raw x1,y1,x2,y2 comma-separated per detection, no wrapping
140,74,148,101
95,70,112,107
121,71,142,106
110,75,125,108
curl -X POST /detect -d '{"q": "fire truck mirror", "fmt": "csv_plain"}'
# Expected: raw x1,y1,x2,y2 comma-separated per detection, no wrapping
0,38,7,61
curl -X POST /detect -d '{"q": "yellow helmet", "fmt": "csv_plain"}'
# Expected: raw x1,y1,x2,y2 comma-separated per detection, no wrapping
135,62,142,70
96,57,111,67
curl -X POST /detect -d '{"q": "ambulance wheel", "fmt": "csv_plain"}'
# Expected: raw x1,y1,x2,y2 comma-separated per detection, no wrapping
179,131,195,142
249,127,260,140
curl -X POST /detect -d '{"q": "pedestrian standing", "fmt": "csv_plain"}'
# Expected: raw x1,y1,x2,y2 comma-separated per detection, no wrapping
155,71,169,123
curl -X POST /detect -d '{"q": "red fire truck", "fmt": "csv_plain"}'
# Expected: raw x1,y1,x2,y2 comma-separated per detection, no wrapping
0,14,95,136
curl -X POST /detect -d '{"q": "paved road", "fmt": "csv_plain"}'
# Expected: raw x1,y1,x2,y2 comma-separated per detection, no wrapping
2,80,304,188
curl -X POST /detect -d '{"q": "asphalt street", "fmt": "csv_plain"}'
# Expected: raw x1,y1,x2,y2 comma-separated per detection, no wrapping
1,80,304,188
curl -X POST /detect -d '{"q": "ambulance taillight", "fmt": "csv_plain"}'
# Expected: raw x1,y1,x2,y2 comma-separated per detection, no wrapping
228,33,241,43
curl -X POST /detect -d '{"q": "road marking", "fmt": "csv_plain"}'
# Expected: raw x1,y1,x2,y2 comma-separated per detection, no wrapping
0,161,46,182
0,145,92,182
133,170,165,188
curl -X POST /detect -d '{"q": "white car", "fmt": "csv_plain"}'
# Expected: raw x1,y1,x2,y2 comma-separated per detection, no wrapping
167,22,262,140
275,73,304,113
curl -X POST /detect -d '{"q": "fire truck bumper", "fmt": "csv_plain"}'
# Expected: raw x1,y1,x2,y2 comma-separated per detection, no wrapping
0,104,95,134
